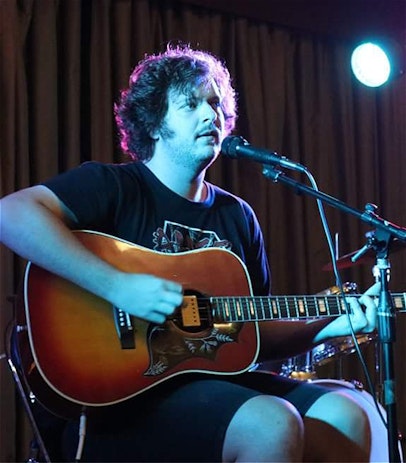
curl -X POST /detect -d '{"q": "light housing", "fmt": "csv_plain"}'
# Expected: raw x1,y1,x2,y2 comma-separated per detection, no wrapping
351,40,404,87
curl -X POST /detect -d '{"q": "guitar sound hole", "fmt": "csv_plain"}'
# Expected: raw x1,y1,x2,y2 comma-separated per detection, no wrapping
172,291,212,333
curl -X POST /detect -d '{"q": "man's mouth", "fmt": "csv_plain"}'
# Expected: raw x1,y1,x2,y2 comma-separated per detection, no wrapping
198,130,219,142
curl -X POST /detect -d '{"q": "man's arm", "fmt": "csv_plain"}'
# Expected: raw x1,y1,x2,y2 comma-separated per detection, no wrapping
257,283,379,361
1,186,183,323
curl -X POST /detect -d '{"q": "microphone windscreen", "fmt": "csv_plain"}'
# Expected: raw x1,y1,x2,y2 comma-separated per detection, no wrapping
221,136,246,158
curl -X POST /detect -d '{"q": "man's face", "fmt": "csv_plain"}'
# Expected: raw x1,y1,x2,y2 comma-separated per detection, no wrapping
156,79,226,169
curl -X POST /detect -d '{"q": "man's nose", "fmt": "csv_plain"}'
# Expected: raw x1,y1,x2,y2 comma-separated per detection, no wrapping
201,101,218,122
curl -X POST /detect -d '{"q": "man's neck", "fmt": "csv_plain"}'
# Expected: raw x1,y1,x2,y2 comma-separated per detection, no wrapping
144,158,208,202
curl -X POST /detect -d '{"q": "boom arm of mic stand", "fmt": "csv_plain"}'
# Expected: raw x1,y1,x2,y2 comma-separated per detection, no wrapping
262,165,404,462
262,166,406,241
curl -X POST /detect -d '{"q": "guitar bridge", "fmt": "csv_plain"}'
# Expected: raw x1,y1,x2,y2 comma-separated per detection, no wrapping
181,296,201,327
113,307,135,349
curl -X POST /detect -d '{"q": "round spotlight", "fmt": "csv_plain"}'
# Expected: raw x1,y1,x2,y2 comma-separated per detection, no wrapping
351,42,392,87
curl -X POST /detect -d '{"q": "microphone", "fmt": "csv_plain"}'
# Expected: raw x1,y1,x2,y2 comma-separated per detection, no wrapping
221,136,307,173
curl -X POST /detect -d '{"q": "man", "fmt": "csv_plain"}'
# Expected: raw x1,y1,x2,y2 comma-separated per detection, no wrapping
1,44,377,462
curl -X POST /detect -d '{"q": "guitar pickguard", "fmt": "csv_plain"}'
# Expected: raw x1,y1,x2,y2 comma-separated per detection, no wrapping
145,322,240,376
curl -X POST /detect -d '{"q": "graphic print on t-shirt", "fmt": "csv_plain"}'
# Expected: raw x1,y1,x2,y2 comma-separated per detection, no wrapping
153,220,231,253
143,221,249,379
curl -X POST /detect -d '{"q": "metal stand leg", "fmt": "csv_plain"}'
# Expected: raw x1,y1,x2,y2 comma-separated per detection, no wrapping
4,325,51,463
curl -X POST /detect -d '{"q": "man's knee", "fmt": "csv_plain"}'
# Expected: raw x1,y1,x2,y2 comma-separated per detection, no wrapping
223,395,304,462
304,390,371,462
307,390,370,438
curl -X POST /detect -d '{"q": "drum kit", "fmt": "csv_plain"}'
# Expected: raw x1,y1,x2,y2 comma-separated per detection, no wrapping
256,243,405,462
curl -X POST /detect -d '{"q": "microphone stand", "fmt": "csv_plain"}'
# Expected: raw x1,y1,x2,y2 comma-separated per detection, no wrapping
262,165,406,463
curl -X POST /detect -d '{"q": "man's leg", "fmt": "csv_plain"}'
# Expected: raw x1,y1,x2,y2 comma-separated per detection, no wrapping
222,395,304,462
303,390,371,462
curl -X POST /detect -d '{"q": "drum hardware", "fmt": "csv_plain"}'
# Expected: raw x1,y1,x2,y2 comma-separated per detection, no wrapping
279,351,317,381
315,281,357,295
269,332,377,381
321,237,406,271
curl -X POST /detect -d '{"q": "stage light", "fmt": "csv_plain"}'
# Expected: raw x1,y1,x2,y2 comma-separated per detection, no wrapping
351,40,404,87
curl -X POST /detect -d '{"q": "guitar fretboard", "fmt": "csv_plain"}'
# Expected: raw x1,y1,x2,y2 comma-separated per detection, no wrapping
210,293,406,323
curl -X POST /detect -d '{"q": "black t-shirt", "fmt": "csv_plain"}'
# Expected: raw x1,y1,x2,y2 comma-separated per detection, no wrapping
43,161,271,295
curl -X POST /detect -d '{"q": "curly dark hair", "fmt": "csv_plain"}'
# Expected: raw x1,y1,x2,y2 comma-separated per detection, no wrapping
114,44,237,161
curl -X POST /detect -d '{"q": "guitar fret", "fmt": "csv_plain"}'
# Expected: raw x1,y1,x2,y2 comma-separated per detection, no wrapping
291,296,297,318
277,297,282,320
238,298,245,320
270,299,277,319
321,297,328,314
260,297,266,320
278,298,284,318
241,298,247,319
238,298,244,320
293,296,299,318
313,296,319,316
231,298,237,319
233,298,239,320
282,297,288,318
297,298,305,316
288,297,293,318
264,298,269,318
291,296,297,317
251,299,255,320
308,297,313,316
337,298,344,315
254,298,260,320
327,297,333,315
235,299,242,319
267,298,272,318
251,298,257,320
313,297,319,316
283,296,290,318
228,298,235,320
322,297,327,315
241,298,247,320
243,298,249,320
304,297,309,317
248,298,254,319
224,299,230,320
212,298,220,321
235,298,243,320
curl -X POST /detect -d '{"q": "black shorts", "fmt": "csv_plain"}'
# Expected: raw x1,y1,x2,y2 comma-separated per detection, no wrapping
59,371,331,462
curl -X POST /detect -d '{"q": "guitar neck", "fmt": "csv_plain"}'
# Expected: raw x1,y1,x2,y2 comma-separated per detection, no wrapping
211,293,406,323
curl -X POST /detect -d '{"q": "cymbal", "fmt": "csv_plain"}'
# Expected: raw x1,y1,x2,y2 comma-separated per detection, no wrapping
322,239,406,271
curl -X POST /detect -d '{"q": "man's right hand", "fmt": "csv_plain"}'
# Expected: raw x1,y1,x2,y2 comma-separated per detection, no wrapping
111,273,184,324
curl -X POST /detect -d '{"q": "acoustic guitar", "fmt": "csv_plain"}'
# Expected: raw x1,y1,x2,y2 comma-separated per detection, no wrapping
14,230,406,417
